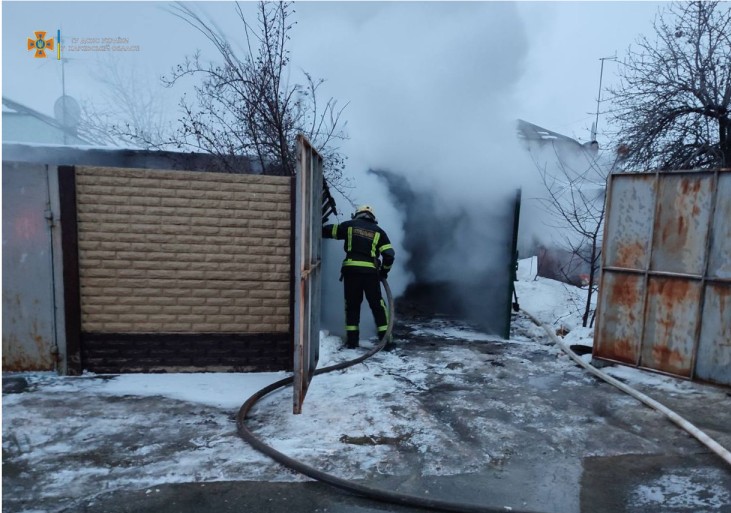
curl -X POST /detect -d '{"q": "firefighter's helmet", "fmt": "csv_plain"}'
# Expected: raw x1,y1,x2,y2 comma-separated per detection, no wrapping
353,204,376,221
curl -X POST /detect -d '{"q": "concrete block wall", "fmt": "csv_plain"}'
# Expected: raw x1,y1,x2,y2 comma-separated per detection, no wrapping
75,166,292,334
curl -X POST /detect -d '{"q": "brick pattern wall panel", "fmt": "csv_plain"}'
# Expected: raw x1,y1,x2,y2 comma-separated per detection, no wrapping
75,167,292,333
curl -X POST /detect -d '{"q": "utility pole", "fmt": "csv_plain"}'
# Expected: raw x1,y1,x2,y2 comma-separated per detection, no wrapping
56,28,69,145
61,56,67,145
56,29,80,145
591,54,617,142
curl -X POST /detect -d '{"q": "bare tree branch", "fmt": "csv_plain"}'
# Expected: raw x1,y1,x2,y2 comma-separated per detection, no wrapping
530,143,617,327
79,0,351,195
76,57,169,148
608,1,731,171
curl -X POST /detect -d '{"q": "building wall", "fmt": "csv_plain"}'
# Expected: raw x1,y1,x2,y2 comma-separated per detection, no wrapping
75,166,291,335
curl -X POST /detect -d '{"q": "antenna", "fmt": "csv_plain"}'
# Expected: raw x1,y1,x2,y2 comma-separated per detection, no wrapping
593,54,617,142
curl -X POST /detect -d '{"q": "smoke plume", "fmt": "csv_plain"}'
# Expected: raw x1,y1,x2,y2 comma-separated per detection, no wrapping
303,3,540,338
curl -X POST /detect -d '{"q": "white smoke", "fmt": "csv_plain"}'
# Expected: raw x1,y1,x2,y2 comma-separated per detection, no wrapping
292,3,542,337
294,2,534,193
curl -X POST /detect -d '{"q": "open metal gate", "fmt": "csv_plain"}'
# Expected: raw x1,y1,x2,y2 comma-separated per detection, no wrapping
292,135,324,413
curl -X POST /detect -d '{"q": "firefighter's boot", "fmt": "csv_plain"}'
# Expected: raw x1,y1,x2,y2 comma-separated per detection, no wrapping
346,330,359,349
379,330,394,351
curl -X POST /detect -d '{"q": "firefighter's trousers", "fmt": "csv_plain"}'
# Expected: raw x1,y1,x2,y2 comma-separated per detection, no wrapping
343,269,389,348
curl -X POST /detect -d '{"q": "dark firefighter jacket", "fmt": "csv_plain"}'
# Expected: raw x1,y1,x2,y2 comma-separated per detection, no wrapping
322,218,395,273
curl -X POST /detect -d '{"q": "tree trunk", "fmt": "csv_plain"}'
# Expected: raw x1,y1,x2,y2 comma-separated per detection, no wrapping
582,235,598,328
720,116,731,168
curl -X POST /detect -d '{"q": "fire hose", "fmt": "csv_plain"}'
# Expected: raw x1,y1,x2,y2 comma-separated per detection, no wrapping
522,310,731,468
236,278,730,512
236,277,544,513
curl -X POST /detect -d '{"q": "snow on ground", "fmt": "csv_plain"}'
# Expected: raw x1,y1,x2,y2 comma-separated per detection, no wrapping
6,371,289,410
3,258,729,513
514,256,594,337
630,469,731,510
514,257,715,397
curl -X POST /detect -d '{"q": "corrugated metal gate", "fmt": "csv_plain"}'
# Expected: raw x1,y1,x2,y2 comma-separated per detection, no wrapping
594,169,730,386
292,135,324,414
2,162,58,370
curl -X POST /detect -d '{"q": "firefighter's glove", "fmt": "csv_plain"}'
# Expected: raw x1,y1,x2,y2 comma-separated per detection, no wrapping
379,269,389,280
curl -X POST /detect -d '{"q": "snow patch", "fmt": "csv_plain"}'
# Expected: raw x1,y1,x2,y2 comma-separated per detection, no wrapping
630,469,731,510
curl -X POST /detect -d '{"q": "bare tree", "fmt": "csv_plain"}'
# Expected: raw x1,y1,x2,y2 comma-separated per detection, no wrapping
533,145,617,328
159,1,350,193
77,58,169,148
608,1,731,171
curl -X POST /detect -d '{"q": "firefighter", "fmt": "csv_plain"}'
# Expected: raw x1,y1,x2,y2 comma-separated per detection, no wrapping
323,205,395,349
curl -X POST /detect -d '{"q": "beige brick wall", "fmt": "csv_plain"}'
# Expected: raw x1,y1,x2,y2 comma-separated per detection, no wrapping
75,166,291,333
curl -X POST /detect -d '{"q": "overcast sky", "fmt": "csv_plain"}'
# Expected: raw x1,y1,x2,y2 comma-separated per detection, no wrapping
2,1,664,209
3,1,663,135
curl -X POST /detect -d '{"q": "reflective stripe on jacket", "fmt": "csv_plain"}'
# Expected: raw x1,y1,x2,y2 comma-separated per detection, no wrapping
322,218,395,272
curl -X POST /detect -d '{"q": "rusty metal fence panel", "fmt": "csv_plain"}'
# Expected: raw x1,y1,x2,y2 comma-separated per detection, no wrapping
292,135,324,414
708,172,731,279
696,171,731,383
603,174,655,271
650,174,713,275
594,272,645,364
595,169,730,387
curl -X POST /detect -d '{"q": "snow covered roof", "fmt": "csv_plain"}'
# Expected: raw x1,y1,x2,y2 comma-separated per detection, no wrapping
2,96,92,146
516,118,598,152
1,141,276,175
